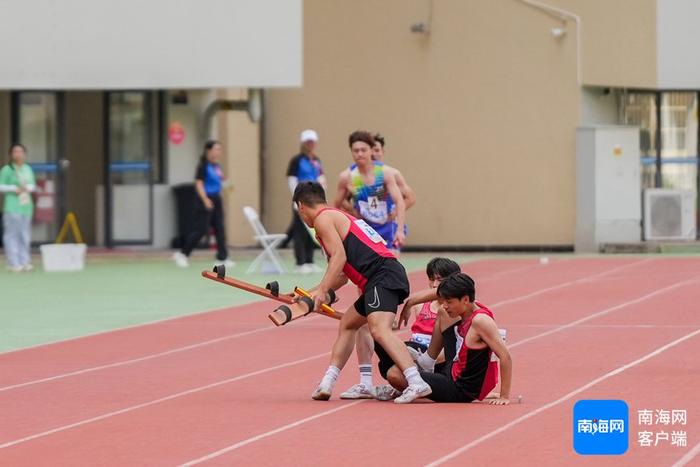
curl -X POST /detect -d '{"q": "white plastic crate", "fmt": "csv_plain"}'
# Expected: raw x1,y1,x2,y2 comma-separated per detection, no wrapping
40,243,87,272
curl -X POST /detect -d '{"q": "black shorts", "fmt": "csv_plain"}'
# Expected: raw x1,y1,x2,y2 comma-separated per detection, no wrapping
353,259,410,317
420,362,475,403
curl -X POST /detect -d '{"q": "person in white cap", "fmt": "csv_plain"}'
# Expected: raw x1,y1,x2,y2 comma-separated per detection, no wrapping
285,129,326,273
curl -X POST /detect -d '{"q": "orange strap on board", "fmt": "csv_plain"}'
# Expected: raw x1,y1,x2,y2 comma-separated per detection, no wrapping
293,287,339,318
268,293,343,326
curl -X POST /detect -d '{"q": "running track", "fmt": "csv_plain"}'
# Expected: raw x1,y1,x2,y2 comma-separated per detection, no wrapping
0,257,698,466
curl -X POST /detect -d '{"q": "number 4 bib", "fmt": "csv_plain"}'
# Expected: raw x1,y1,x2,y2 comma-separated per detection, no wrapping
358,195,388,224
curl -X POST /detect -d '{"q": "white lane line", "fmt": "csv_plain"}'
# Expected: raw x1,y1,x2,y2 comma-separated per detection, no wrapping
0,324,291,392
0,352,330,450
180,401,366,466
672,440,700,467
0,258,671,450
176,270,700,463
508,276,700,350
425,328,700,466
0,260,577,391
0,302,259,356
488,258,653,309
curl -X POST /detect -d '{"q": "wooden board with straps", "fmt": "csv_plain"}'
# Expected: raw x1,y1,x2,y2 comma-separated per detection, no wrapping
201,266,343,326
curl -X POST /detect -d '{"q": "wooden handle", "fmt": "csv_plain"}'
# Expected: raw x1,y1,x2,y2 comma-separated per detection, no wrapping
201,270,294,304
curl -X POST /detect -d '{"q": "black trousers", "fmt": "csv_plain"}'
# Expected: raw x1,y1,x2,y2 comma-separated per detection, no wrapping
180,194,228,261
291,210,314,265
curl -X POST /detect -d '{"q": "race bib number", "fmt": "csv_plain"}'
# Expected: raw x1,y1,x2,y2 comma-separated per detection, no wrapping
18,192,30,205
354,219,386,244
358,195,388,224
411,333,432,347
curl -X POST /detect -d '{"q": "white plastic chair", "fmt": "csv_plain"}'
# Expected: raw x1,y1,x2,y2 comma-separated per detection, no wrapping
242,206,287,274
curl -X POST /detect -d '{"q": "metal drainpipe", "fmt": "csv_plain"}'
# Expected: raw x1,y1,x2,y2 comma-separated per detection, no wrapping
200,89,264,215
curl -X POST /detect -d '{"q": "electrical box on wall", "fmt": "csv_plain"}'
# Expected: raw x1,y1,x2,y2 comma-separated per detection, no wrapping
575,126,642,252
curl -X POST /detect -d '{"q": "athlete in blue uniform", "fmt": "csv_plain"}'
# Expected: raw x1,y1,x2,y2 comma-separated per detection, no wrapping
332,131,408,399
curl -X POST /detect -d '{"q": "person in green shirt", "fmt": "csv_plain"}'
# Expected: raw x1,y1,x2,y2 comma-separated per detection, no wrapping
0,144,36,272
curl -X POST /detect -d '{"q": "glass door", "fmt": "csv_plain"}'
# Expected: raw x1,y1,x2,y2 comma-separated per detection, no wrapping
620,92,658,189
620,91,700,237
659,92,698,191
11,92,66,244
105,91,154,246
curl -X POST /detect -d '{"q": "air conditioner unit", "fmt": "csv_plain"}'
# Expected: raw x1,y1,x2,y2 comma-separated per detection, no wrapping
643,189,696,240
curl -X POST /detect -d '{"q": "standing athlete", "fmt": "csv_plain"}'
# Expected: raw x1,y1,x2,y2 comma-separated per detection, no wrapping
293,181,432,404
332,131,410,399
371,133,416,214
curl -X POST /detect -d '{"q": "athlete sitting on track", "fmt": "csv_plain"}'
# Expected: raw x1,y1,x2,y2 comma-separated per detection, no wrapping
292,180,432,404
372,257,461,400
375,273,513,404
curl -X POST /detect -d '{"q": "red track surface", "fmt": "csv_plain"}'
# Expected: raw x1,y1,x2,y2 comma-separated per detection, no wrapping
1,257,698,466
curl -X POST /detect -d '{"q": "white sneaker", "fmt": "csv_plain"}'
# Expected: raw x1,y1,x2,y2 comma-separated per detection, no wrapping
295,264,313,274
7,265,23,273
311,383,332,401
306,263,323,273
22,264,34,272
215,259,236,268
373,384,402,401
172,252,189,268
394,381,432,404
339,383,374,400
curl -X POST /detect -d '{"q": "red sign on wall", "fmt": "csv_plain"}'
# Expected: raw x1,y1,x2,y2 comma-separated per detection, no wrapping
168,121,186,145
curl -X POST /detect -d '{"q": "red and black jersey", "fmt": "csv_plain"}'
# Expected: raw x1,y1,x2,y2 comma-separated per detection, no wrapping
315,207,395,291
443,302,499,401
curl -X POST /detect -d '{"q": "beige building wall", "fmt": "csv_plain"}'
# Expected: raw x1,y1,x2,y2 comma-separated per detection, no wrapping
545,0,657,88
264,0,583,246
216,89,262,247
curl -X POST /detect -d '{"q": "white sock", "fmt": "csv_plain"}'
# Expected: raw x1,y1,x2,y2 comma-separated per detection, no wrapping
359,364,373,387
320,365,340,389
403,366,424,386
416,352,436,372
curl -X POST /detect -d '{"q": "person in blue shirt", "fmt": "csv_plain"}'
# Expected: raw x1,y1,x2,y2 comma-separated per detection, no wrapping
173,140,234,268
285,129,326,273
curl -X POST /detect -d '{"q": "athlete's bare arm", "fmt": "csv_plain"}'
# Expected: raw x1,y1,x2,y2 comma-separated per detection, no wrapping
311,211,350,311
398,288,438,328
333,170,352,210
424,311,446,359
384,170,405,247
384,165,416,210
473,314,512,405
339,196,359,217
